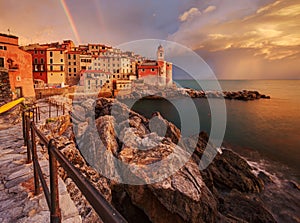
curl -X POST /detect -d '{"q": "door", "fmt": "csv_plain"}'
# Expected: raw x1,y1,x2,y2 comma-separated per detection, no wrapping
15,87,23,98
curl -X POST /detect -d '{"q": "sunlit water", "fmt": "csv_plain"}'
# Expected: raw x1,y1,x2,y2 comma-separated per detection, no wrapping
123,80,300,180
120,80,300,221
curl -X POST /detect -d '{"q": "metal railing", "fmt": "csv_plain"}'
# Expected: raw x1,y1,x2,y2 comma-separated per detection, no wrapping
22,104,127,223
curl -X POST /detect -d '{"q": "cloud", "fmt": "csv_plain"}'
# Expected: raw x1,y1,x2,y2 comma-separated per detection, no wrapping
169,0,300,78
203,5,216,14
171,0,300,60
179,7,201,22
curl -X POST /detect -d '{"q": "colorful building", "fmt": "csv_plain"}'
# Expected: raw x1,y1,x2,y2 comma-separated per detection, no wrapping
137,45,173,86
46,48,66,85
25,44,48,84
65,51,80,86
0,33,35,100
80,70,111,92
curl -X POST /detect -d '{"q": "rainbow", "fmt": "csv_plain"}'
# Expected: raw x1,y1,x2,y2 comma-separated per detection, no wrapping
60,0,81,44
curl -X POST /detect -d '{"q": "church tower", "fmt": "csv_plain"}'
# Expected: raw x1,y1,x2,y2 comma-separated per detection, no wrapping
157,44,164,61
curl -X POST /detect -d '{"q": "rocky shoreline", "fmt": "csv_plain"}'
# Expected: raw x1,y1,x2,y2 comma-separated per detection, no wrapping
119,85,271,101
34,97,300,223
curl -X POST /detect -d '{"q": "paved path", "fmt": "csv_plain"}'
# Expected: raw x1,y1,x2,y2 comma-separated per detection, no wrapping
0,120,81,222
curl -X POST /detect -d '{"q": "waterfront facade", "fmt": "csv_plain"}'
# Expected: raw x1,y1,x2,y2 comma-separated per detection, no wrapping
137,45,173,86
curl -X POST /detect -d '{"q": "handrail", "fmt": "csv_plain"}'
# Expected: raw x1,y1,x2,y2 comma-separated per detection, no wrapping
22,104,127,223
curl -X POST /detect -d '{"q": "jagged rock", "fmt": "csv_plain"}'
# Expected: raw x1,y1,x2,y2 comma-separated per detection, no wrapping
220,190,276,222
41,98,277,222
95,116,119,156
125,160,219,223
150,112,181,144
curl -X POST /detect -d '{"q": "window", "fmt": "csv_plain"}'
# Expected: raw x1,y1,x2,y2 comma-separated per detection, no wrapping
74,74,76,76
74,62,76,65
34,50,37,54
60,66,63,71
61,58,63,62
41,58,44,64
60,51,63,54
41,51,44,54
61,74,63,76
68,54,71,60
69,62,71,65
74,68,76,73
50,52,53,57
151,68,155,72
69,74,72,76
73,55,76,60
69,68,71,72
50,66,53,71
34,58,38,64
50,59,53,64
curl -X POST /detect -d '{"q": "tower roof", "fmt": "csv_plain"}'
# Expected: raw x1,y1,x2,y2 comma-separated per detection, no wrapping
158,44,164,50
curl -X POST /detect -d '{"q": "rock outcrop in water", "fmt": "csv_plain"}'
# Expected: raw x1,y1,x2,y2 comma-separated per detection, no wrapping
119,84,271,101
42,97,276,222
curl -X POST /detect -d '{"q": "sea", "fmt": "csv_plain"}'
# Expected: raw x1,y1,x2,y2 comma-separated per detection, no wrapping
126,80,300,181
121,79,300,221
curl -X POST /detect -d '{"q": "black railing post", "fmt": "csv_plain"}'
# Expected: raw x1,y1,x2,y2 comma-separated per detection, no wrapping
49,102,51,118
48,139,61,223
22,111,26,145
56,103,59,117
25,115,32,163
35,107,38,123
31,123,41,195
32,108,35,123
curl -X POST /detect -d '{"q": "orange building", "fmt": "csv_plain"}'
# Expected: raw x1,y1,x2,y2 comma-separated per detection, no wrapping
0,33,35,99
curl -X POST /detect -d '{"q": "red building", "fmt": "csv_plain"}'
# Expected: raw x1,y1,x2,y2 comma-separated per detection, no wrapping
0,33,35,99
137,45,172,86
26,45,48,83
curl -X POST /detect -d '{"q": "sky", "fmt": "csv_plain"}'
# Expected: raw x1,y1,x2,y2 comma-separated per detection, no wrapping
0,0,299,79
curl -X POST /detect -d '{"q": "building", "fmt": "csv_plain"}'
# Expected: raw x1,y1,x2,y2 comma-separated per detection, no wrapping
91,55,132,75
65,51,80,85
79,54,93,71
137,45,173,86
0,33,35,102
80,70,111,93
46,48,66,85
25,44,48,84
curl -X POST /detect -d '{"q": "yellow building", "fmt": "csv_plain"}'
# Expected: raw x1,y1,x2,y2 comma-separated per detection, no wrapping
47,48,66,85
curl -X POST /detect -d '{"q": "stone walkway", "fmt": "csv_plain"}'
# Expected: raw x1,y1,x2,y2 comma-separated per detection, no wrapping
0,121,81,222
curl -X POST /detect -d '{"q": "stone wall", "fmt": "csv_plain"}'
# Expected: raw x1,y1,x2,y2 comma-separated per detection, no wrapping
0,70,12,106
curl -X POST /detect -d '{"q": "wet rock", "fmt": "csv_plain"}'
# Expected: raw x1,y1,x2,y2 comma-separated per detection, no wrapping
258,171,273,184
220,190,276,223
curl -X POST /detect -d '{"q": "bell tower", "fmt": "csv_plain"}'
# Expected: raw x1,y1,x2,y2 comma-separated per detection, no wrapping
157,44,164,61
